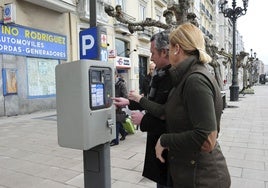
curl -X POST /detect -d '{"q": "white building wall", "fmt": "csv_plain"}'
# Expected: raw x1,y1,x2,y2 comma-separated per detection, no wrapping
0,0,252,116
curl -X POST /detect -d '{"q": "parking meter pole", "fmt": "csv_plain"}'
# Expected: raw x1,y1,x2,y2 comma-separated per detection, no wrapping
83,143,111,188
90,0,97,27
79,2,112,188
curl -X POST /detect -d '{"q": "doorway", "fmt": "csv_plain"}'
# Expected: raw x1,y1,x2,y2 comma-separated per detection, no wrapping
138,55,148,94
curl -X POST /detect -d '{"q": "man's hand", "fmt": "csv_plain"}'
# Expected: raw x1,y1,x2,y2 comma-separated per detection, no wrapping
112,97,129,107
128,90,142,103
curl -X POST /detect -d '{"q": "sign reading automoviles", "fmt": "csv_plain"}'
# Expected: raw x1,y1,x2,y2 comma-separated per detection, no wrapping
0,22,67,60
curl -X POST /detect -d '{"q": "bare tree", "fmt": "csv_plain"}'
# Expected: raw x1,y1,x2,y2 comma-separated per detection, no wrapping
104,1,231,90
104,0,196,33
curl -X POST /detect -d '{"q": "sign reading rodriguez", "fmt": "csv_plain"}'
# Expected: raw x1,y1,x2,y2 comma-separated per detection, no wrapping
0,22,67,60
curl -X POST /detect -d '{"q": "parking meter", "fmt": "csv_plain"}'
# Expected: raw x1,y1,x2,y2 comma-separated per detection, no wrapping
56,60,115,150
56,60,115,188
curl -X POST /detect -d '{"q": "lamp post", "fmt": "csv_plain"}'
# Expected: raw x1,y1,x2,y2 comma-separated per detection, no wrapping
219,0,248,101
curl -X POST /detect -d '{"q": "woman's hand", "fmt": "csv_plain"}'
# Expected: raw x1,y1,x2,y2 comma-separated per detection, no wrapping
112,97,129,107
131,111,144,125
128,90,142,103
155,138,166,163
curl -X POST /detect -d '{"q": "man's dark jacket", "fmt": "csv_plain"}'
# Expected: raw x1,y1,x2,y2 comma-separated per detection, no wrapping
129,64,173,186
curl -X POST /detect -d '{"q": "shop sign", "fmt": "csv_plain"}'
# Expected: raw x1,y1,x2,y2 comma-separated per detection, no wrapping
0,22,67,60
4,3,16,24
108,49,116,58
115,56,131,68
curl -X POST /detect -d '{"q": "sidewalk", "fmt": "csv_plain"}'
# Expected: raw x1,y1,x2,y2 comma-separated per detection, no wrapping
219,84,268,188
0,85,268,188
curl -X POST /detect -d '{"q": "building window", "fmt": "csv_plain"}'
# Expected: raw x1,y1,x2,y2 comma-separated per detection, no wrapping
139,4,146,20
115,38,129,57
115,0,126,11
156,14,162,32
97,1,109,22
27,58,59,98
2,68,17,96
78,0,109,22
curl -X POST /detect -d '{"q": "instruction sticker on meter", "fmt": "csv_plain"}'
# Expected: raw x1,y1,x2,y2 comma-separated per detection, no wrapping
91,83,104,109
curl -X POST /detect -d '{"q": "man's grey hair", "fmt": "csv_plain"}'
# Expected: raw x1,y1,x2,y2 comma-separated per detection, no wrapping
150,31,170,51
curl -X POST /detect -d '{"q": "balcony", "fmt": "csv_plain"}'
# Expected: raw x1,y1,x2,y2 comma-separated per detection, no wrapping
114,22,130,35
154,0,167,7
22,0,76,13
138,28,152,42
114,12,136,35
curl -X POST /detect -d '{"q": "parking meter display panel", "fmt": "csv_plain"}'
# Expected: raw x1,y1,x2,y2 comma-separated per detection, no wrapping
89,67,113,110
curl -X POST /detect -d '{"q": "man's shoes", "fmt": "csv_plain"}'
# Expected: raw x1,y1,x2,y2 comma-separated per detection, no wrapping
110,141,118,146
120,132,128,141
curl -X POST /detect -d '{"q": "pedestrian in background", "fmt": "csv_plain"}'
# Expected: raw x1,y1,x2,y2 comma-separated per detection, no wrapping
140,62,156,97
110,71,128,146
129,23,231,188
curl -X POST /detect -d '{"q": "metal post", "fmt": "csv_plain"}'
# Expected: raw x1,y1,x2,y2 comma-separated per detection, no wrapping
90,0,97,27
83,1,111,188
83,143,111,188
219,0,248,101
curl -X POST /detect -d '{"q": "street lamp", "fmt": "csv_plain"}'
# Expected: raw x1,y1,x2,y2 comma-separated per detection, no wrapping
219,0,248,101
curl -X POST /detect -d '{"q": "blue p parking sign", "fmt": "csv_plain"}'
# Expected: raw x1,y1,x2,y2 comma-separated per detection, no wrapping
79,27,107,61
79,27,98,60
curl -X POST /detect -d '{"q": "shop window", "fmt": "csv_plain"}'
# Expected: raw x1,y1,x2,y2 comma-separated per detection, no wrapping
2,68,17,96
26,58,59,98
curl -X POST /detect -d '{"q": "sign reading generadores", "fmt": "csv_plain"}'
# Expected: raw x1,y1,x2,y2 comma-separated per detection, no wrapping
0,22,67,60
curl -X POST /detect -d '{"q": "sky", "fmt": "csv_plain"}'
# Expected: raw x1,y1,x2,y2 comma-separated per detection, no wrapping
237,0,267,65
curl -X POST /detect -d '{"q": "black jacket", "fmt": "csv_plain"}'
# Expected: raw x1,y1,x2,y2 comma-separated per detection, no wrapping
115,78,128,123
129,64,173,186
140,73,152,97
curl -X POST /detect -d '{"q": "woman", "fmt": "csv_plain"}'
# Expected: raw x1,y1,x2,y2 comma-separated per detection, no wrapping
129,23,231,188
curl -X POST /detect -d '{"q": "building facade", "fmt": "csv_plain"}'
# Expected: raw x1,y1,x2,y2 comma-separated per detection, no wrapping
0,0,248,116
0,0,77,116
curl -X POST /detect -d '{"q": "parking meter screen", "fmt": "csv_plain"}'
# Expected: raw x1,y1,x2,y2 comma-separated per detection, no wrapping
91,83,104,108
91,70,102,83
89,67,113,110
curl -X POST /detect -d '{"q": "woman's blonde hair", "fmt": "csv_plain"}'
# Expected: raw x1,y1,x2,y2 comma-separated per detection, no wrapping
169,22,212,63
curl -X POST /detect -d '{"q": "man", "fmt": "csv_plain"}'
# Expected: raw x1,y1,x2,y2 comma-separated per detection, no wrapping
113,31,173,188
140,62,156,97
110,71,128,146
